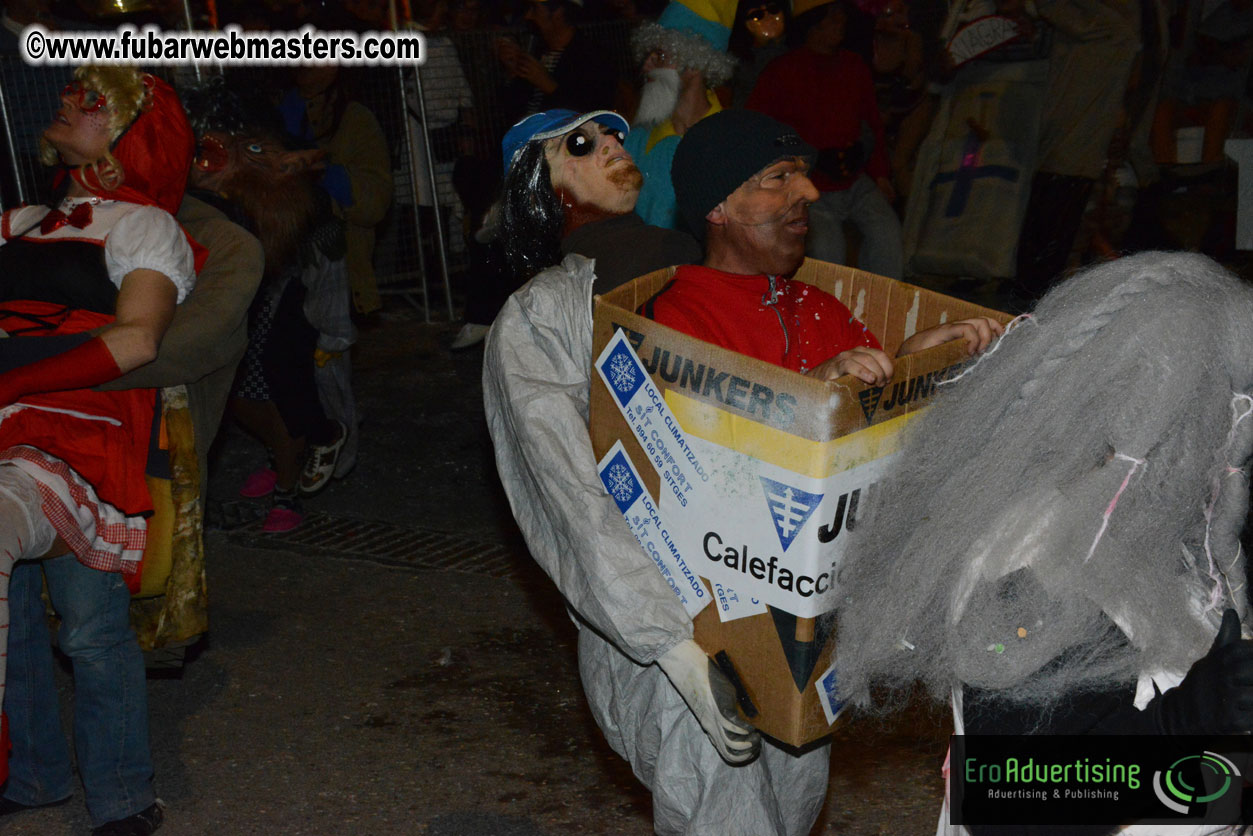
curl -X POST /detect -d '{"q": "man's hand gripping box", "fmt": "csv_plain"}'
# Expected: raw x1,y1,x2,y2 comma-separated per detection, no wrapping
589,258,1009,747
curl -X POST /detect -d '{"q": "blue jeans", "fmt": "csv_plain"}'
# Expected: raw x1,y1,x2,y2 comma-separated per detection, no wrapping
806,174,904,280
4,556,155,827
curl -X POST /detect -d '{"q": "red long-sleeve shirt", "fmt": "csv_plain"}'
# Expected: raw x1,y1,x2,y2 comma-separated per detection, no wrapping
746,47,890,192
647,265,880,373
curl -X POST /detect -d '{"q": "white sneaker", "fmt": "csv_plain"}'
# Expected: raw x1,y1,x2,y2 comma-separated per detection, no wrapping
450,322,490,350
474,202,501,244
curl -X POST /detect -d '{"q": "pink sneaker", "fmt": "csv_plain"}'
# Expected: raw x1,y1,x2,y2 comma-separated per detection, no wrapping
261,504,303,533
239,467,277,499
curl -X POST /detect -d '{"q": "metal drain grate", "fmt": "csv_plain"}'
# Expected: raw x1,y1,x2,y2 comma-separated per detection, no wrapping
222,511,521,578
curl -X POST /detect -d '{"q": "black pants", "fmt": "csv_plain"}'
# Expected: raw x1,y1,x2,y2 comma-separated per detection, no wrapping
462,238,518,327
260,277,333,445
1013,172,1095,304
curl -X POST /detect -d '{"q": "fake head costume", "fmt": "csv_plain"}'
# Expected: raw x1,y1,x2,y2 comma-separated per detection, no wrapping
182,75,322,277
498,108,631,281
834,253,1253,709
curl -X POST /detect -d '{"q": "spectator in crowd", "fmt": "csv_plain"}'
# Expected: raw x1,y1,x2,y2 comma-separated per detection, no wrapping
187,79,351,532
496,0,620,120
280,67,392,315
625,0,737,230
447,0,503,161
1013,0,1139,305
728,0,789,108
869,0,929,202
1151,0,1253,166
1109,0,1172,255
403,0,480,347
748,0,903,279
0,0,68,206
899,0,1049,286
405,0,475,225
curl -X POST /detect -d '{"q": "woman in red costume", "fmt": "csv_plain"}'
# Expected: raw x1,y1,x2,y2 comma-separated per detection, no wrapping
0,65,197,832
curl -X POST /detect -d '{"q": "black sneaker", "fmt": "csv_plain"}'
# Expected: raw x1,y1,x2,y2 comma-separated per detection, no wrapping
0,795,71,815
91,801,164,835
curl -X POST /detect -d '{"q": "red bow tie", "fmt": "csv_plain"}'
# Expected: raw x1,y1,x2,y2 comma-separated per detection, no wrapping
40,202,94,235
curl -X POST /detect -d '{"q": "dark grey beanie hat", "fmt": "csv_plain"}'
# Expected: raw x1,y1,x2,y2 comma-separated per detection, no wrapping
670,109,815,239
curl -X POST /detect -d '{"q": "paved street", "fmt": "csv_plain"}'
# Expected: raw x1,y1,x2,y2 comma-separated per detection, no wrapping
0,305,950,835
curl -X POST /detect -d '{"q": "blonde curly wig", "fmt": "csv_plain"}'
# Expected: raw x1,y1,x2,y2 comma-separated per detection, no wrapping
39,66,152,191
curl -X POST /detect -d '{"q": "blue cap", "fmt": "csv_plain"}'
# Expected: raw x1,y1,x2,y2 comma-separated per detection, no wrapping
501,109,630,175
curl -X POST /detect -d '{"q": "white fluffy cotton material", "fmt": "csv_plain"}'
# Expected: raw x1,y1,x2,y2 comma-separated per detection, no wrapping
834,253,1253,710
635,68,683,127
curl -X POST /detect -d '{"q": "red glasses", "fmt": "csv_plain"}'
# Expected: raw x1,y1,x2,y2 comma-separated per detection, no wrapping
61,81,107,114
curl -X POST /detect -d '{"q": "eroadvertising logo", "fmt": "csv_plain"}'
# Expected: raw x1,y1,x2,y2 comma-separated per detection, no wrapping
951,736,1252,826
1152,752,1241,815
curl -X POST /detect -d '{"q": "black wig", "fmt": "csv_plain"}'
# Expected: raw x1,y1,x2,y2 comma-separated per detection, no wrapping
500,141,565,282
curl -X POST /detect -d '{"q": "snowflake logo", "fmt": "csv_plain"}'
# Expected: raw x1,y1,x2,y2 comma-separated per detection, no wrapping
608,352,637,393
606,463,636,504
601,452,643,512
760,477,824,551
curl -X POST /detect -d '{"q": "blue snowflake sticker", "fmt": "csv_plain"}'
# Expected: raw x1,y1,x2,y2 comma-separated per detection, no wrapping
600,341,644,407
601,450,643,513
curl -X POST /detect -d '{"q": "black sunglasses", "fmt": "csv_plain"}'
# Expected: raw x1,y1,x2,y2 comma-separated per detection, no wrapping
565,126,626,156
746,3,781,21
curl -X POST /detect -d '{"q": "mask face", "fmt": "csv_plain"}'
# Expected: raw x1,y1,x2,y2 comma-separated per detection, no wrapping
194,131,325,183
191,127,322,273
544,122,642,214
745,3,785,44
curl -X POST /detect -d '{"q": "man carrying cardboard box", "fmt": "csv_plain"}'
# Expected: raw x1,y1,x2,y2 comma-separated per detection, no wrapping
485,109,840,833
485,106,1007,835
652,108,1003,382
